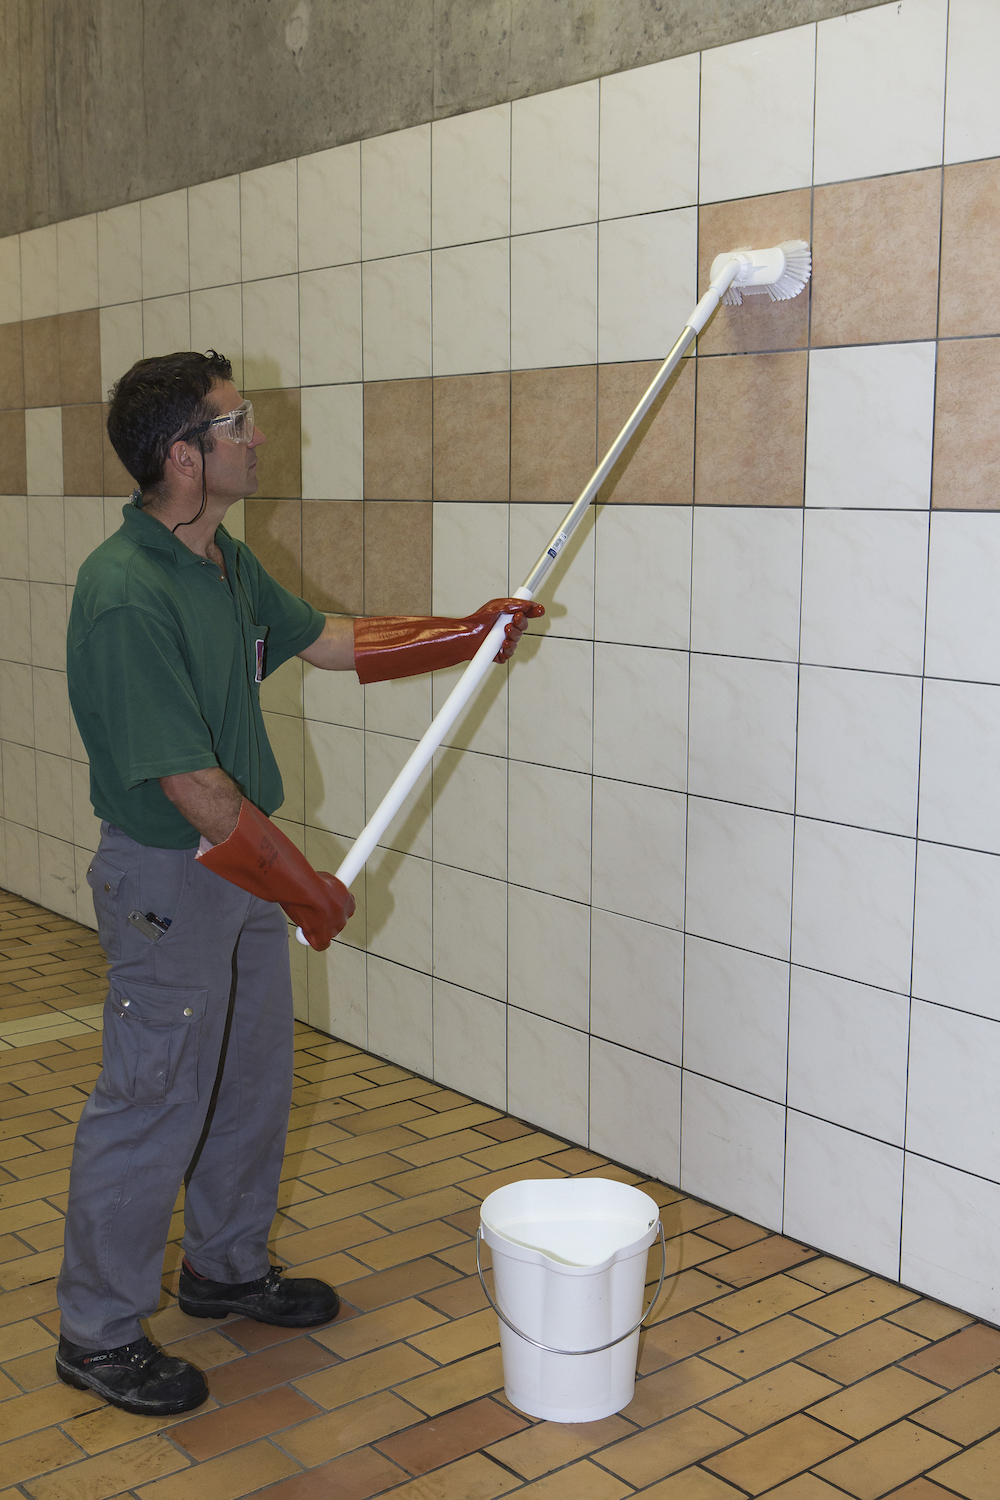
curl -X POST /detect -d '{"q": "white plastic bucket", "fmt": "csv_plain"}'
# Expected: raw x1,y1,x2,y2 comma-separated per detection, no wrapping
479,1177,663,1423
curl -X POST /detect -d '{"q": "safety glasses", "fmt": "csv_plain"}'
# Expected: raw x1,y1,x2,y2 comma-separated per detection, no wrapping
181,399,255,447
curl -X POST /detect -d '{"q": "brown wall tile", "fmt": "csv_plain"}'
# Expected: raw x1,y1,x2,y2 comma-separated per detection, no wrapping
940,159,1000,339
432,374,510,501
932,337,1000,510
510,365,596,504
695,351,807,506
245,498,303,594
365,379,433,501
698,189,812,355
597,358,695,504
249,388,302,499
0,324,24,410
102,404,135,496
302,500,364,614
23,316,61,407
59,310,102,405
363,500,431,615
62,405,105,496
0,409,27,493
812,170,941,347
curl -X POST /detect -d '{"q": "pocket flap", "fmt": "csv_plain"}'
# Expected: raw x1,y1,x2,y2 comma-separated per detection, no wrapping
110,981,208,1026
87,853,126,897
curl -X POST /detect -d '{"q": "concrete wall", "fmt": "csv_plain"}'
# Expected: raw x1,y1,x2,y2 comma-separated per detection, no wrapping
0,0,887,237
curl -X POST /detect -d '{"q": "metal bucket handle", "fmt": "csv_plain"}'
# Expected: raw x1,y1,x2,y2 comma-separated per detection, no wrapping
475,1218,666,1357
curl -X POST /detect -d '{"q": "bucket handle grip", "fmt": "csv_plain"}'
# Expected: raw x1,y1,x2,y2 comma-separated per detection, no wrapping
475,1220,666,1357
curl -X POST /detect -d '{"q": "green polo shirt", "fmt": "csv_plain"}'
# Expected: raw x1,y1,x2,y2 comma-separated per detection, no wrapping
67,504,325,849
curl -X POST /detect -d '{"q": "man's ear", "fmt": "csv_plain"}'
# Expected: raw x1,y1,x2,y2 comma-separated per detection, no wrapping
165,438,200,483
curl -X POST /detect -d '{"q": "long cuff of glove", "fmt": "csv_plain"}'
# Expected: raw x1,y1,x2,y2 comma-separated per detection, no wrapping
195,798,313,904
353,615,484,686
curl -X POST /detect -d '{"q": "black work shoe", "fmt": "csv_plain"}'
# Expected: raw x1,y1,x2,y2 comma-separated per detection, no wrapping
178,1259,341,1327
55,1333,209,1416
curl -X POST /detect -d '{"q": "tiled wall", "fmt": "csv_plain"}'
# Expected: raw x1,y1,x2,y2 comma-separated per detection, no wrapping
4,0,1000,1319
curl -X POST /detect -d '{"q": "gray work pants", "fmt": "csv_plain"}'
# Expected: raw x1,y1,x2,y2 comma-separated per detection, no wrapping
57,822,295,1350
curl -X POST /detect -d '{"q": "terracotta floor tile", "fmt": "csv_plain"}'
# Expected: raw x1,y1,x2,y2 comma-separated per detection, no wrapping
337,1101,436,1135
0,1428,100,1489
376,1394,527,1473
146,1303,229,1343
515,1459,632,1498
647,1267,731,1324
888,1299,975,1342
484,1414,632,1479
371,1452,519,1498
912,1371,1000,1446
272,1251,368,1287
624,1354,738,1425
394,1346,505,1416
760,1479,850,1499
135,1438,299,1499
703,1412,851,1493
925,1434,1000,1499
351,1221,466,1271
542,1147,607,1173
224,1317,328,1352
601,1408,739,1486
799,1320,927,1384
374,1159,487,1199
882,1482,961,1500
709,1274,826,1332
295,1343,435,1408
407,1308,498,1365
338,1256,462,1311
814,1420,960,1500
312,1126,424,1163
901,1324,1000,1390
59,1402,197,1456
703,1315,833,1379
278,1390,420,1467
172,1386,321,1460
313,1298,446,1359
638,1468,749,1499
808,1365,942,1439
301,1152,403,1194
693,1215,769,1252
1,1381,101,1440
252,1447,408,1499
272,1217,387,1260
474,1118,532,1142
26,1434,190,1500
701,1362,840,1435
799,1277,920,1335
4,1347,60,1392
204,1335,336,1402
432,1239,487,1276
0,1316,55,1360
704,1237,817,1288
787,1257,871,1293
366,1186,481,1234
465,1133,564,1172
278,1183,398,1229
420,1274,490,1319
637,1310,734,1375
408,1104,503,1139
391,1130,500,1168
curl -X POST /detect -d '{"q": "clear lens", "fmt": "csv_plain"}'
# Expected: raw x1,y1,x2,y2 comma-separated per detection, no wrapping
210,399,254,444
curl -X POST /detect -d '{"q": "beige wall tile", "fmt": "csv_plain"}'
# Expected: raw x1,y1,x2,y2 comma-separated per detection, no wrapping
59,310,101,405
932,338,1000,510
22,317,61,408
0,324,24,411
510,365,596,504
695,351,807,506
245,499,302,595
940,159,1000,338
363,499,432,614
62,406,104,497
102,402,134,495
364,379,432,501
597,358,694,504
697,189,812,355
249,387,302,499
0,411,27,494
301,500,363,614
811,170,941,347
433,374,510,502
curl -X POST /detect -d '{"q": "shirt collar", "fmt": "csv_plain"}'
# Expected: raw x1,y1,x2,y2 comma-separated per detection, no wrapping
119,502,230,569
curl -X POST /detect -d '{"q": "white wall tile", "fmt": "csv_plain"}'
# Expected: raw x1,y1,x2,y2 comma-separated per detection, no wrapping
689,655,798,814
305,824,367,951
0,662,32,743
508,761,591,903
27,497,65,584
298,143,361,270
0,580,31,663
100,303,144,397
300,264,363,385
945,0,1000,163
901,1155,1000,1325
432,658,509,759
39,832,77,919
190,283,243,388
691,509,802,662
242,275,299,388
20,226,58,319
2,742,36,827
432,239,510,377
510,502,596,641
57,216,99,313
799,511,928,674
508,1007,589,1140
308,940,367,1048
599,55,700,219
595,504,691,650
303,719,364,838
700,25,816,202
907,1000,1000,1181
365,731,432,859
784,1113,903,1278
815,0,948,182
686,799,794,960
97,203,142,306
72,757,100,848
365,674,432,740
366,846,433,972
913,841,1000,1020
432,104,511,247
592,778,685,930
0,235,22,323
301,384,363,500
510,224,597,369
791,819,916,992
33,668,70,758
684,937,789,1103
433,863,506,1001
805,344,936,510
5,821,40,902
590,908,683,1063
140,191,189,299
593,644,687,792
142,294,191,359
302,659,364,729
361,253,431,381
262,710,303,821
259,655,302,717
432,978,506,1109
511,82,599,235
0,497,28,582
919,679,1000,854
367,954,433,1075
796,666,922,836
187,175,242,291
597,210,697,365
925,514,1000,685
508,634,593,774
433,501,510,618
35,750,72,840
361,125,431,260
433,746,507,880
25,410,63,496
241,160,298,281
682,1073,786,1231
590,1040,681,1183
507,885,590,1030
787,966,909,1144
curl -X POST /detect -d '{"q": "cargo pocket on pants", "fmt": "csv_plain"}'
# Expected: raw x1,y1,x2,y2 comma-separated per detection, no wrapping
102,981,208,1105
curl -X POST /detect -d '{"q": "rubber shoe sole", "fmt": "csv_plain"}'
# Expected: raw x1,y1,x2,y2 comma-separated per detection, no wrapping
55,1352,209,1417
177,1293,339,1327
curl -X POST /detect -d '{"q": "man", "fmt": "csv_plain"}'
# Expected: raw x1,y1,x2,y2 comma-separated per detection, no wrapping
57,350,542,1417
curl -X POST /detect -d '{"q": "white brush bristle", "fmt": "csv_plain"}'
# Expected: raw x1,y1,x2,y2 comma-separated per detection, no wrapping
720,240,812,306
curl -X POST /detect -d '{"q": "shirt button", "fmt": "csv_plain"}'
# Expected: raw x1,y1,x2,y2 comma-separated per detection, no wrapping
183,1007,194,1017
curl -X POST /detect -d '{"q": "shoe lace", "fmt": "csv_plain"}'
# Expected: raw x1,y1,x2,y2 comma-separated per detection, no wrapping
83,1335,160,1370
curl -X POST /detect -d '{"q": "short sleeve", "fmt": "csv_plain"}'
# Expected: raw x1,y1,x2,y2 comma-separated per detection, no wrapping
236,544,325,673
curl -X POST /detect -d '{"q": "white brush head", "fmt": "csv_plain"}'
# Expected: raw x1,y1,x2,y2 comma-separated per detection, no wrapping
709,240,812,306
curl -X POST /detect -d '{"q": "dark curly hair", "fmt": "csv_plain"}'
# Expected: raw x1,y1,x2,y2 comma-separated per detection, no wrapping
106,350,234,492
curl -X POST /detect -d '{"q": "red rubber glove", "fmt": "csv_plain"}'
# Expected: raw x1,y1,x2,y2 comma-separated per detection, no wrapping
196,800,355,950
354,598,545,686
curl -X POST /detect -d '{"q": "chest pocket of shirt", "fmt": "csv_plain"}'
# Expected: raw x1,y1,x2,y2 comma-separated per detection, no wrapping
251,624,269,685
